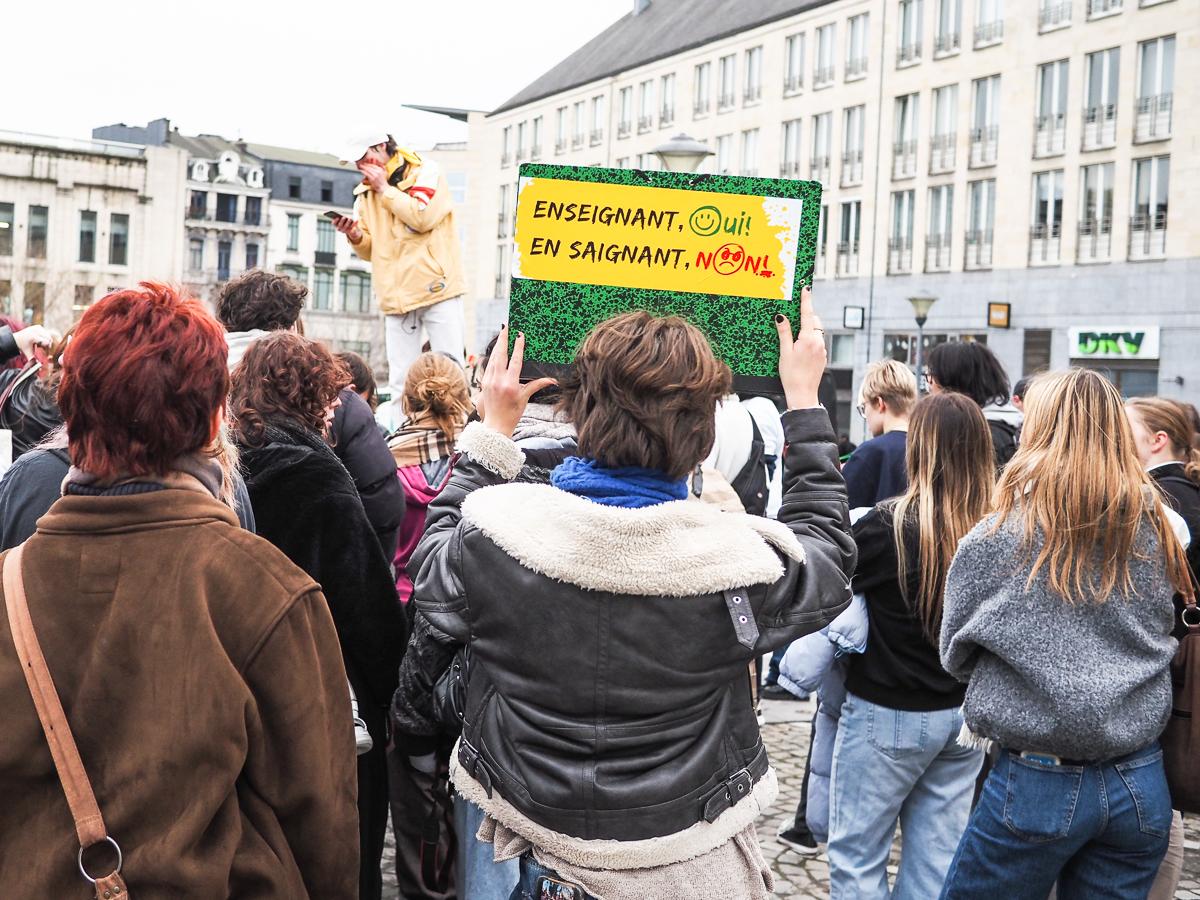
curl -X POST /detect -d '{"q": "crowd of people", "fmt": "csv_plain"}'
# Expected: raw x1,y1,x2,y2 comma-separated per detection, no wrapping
0,268,1194,900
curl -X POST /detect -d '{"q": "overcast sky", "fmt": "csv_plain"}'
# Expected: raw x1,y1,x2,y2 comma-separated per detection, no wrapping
6,0,633,152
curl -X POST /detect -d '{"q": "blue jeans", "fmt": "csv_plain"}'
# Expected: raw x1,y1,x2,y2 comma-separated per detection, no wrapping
508,854,597,900
828,693,983,900
454,797,520,900
940,742,1171,900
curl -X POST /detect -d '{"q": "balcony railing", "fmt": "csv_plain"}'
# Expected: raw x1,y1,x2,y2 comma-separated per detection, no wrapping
846,57,868,78
814,65,835,87
1129,211,1167,260
743,85,762,104
888,238,913,274
660,107,675,127
780,160,802,178
1039,0,1072,28
836,240,860,277
925,234,953,271
1076,218,1112,263
589,129,603,147
637,115,654,134
1034,113,1067,157
897,42,922,66
555,139,567,154
930,133,956,173
893,141,918,179
515,147,527,162
841,150,864,186
810,156,831,183
693,98,710,116
969,125,999,167
965,229,994,269
1029,222,1063,264
1134,94,1173,142
531,144,542,160
934,32,961,55
1086,0,1121,16
1082,104,1117,150
571,134,585,149
718,92,737,111
974,20,1004,45
784,74,803,94
501,151,512,167
618,121,631,138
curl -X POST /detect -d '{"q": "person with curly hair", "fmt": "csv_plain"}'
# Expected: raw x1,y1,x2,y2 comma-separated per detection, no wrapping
231,332,408,900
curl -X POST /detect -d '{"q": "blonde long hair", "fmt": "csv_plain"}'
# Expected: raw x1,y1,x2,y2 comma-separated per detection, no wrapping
893,393,995,641
1126,397,1200,484
401,352,472,443
993,369,1192,602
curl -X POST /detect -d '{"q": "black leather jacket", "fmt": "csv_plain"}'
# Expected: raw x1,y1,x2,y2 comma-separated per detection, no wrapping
409,408,854,854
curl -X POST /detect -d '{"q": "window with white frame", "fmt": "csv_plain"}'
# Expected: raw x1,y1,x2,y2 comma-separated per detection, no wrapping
694,62,711,115
1135,36,1174,141
590,96,605,145
1035,60,1069,156
718,54,737,109
531,116,543,158
970,75,1001,166
555,107,568,152
842,105,865,185
889,190,915,272
572,101,585,146
639,80,654,131
815,25,836,86
715,134,733,174
781,119,803,176
516,121,527,161
1083,48,1119,149
975,0,1004,44
927,184,954,270
744,46,763,102
1030,169,1064,263
660,73,676,124
785,33,805,93
838,200,862,274
847,15,869,77
1078,162,1114,261
966,178,996,269
893,93,919,178
935,0,962,53
501,125,512,165
931,84,958,172
497,184,509,237
1130,154,1169,258
898,0,923,64
811,111,833,180
740,129,760,175
618,87,633,136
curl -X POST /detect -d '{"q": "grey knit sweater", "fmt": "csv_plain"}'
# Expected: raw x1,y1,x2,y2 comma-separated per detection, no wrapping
940,513,1177,761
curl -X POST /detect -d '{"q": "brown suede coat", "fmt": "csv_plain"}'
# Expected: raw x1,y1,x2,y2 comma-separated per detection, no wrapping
0,488,359,897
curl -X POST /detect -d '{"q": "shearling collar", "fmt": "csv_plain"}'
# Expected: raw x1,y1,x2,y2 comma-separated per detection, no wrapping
460,482,806,597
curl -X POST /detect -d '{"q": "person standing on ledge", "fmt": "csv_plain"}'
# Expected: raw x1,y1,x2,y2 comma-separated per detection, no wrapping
332,133,466,402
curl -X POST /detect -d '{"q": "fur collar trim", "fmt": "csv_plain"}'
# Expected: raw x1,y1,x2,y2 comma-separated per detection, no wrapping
457,421,526,480
450,751,778,870
461,482,805,596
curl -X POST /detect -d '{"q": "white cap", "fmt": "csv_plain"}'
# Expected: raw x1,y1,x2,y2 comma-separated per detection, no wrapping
335,132,390,166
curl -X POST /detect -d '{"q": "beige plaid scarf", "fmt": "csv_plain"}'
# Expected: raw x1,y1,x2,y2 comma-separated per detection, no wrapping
388,413,463,467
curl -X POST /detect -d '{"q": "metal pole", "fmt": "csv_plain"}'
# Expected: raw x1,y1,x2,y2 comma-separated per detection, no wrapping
915,319,925,393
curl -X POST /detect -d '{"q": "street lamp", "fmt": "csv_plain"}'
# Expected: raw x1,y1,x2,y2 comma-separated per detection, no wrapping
908,291,938,392
652,133,714,173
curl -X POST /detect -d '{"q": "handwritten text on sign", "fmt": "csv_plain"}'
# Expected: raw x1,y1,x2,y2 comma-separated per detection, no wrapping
512,177,804,302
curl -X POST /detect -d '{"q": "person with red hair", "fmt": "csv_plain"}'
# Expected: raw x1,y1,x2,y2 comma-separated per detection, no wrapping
0,283,359,896
231,331,407,900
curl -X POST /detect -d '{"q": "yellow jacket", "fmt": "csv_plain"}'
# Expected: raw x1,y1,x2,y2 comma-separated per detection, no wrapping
351,154,465,316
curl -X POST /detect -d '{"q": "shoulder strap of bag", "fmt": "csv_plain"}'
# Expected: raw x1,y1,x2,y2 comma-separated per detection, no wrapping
0,360,40,417
3,546,130,898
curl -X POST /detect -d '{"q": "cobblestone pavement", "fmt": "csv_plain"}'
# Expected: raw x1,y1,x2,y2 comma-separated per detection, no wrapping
382,696,1200,898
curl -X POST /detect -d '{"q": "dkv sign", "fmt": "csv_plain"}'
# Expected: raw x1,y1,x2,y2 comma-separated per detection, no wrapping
1069,326,1160,360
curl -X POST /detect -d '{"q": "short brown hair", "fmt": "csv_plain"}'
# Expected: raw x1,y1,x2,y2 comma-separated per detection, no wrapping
859,359,918,416
216,269,306,334
230,333,350,447
557,312,731,479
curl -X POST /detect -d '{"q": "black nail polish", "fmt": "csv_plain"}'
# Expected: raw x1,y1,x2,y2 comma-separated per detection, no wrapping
774,314,785,323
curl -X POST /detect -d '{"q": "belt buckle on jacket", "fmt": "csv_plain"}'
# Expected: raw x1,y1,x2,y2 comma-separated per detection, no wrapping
458,739,494,798
702,766,753,823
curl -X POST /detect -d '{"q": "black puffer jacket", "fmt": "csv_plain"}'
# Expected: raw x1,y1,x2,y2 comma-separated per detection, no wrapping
1152,462,1200,582
330,388,405,560
409,408,854,865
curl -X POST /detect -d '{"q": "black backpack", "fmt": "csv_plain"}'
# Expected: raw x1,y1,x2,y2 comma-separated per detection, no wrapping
730,417,769,516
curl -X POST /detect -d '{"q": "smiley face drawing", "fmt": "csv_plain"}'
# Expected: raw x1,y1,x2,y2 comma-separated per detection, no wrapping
714,243,745,275
689,205,722,236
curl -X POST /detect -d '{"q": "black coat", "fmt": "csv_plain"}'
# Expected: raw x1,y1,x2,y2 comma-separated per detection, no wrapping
238,422,407,740
330,388,406,561
1152,462,1200,583
409,410,854,851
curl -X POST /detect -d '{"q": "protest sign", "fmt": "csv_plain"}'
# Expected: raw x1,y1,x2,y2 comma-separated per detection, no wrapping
507,163,822,394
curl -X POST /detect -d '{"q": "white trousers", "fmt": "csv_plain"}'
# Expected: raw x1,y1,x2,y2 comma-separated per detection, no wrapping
384,295,465,394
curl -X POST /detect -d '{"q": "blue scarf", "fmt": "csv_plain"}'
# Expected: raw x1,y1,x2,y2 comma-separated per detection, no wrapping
550,456,688,508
